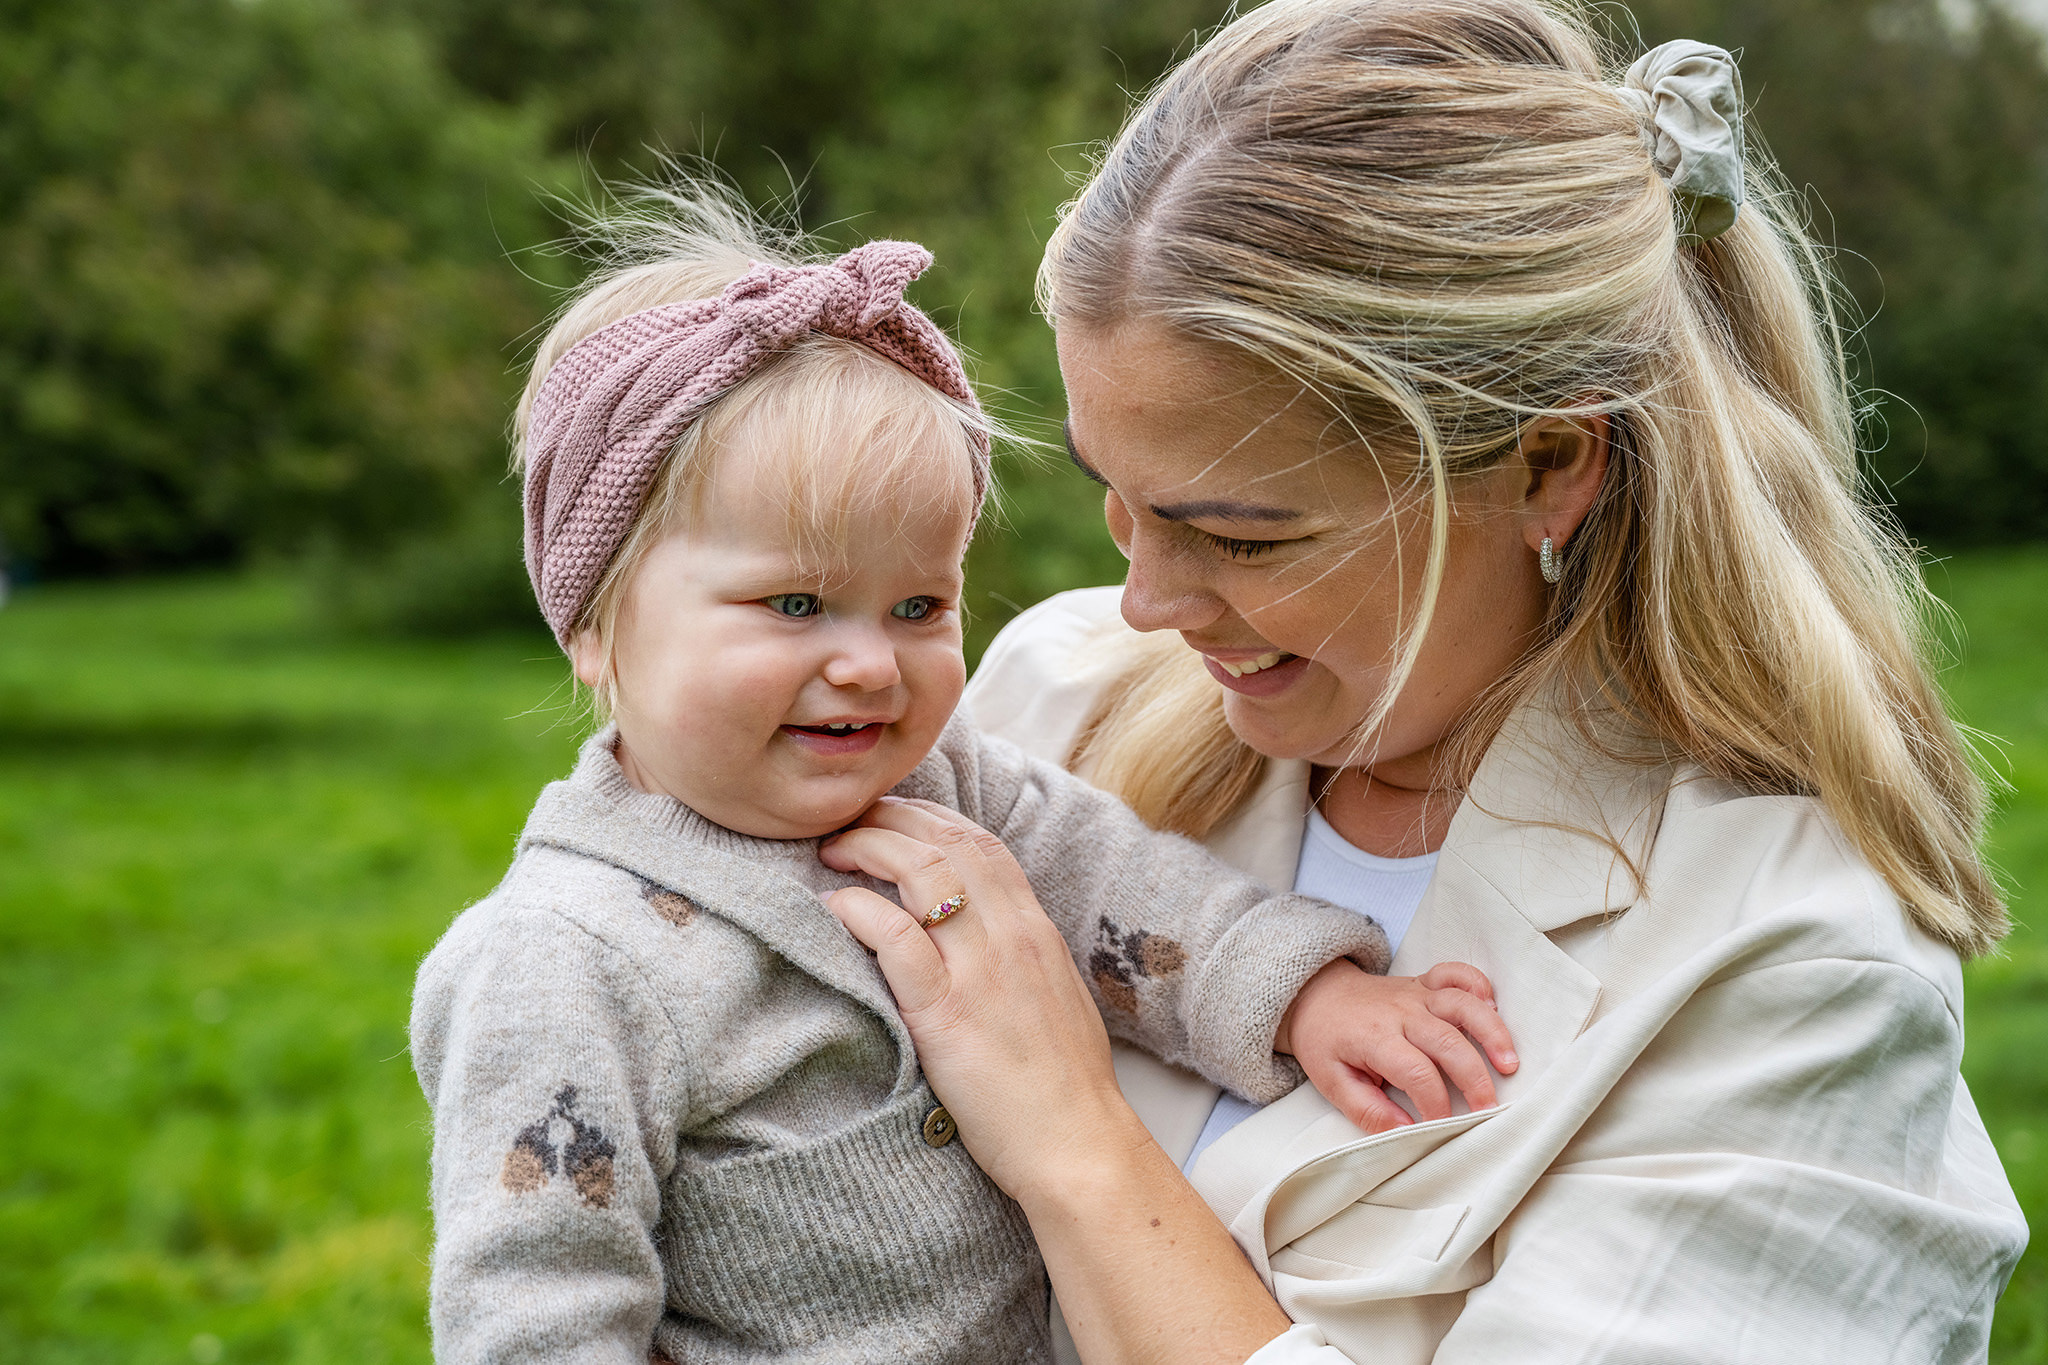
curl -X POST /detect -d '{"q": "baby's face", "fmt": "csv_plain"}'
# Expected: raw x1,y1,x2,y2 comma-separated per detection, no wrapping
580,447,974,840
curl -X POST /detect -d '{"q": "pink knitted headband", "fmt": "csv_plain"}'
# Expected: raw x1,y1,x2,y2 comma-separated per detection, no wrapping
522,240,990,645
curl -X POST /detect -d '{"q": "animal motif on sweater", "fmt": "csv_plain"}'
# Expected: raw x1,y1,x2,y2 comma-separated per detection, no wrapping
500,1085,619,1208
639,879,699,928
1088,916,1188,1016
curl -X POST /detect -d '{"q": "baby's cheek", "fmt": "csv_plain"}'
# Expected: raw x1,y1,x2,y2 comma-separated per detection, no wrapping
904,639,967,719
637,657,774,763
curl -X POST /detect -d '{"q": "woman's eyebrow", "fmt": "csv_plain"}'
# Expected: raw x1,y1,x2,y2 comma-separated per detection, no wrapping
1148,497,1302,524
1064,420,1302,522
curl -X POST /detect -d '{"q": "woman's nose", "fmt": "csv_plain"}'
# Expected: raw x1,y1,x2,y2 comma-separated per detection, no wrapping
821,626,902,692
1118,526,1225,635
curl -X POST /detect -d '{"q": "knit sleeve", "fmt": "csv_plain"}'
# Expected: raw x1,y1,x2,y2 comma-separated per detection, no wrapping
936,718,1391,1105
411,895,689,1365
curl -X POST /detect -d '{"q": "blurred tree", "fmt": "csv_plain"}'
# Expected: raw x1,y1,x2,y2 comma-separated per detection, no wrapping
368,0,1232,646
0,0,563,574
375,0,2048,637
6,0,2044,622
1628,0,2048,543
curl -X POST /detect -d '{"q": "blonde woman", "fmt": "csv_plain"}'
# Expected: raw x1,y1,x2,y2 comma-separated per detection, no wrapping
816,1,2030,1360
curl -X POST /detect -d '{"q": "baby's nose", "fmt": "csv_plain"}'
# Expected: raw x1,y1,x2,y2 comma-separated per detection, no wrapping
821,630,903,691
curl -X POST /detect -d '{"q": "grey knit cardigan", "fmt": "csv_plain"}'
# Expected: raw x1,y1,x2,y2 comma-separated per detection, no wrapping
410,715,1390,1364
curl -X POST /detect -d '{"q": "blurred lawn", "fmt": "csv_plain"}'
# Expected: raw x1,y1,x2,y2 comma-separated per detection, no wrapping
0,552,2042,1364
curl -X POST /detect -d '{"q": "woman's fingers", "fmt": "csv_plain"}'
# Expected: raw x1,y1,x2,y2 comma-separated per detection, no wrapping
843,798,1038,917
823,887,952,1014
819,823,1002,957
819,821,953,891
1426,988,1519,1075
823,802,1032,908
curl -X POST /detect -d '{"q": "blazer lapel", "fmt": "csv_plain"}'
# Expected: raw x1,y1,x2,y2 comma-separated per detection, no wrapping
1209,755,1313,890
1192,698,1675,1263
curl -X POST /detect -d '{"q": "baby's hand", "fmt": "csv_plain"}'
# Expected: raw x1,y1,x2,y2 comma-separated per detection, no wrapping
1275,960,1518,1134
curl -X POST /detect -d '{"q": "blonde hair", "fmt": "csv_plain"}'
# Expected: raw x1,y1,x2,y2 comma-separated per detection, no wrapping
514,181,987,714
1042,0,2005,955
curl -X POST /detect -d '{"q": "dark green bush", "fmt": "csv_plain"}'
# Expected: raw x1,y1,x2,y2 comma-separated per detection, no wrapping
0,0,564,575
7,0,2047,632
309,482,544,638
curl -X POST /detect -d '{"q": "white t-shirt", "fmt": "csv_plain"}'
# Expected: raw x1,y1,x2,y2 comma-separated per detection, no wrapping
1182,808,1437,1171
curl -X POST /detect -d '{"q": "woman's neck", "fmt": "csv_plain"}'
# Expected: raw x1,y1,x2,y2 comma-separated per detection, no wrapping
1312,761,1460,859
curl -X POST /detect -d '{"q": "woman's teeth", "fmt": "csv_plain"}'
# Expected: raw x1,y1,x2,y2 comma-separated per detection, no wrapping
1215,651,1292,678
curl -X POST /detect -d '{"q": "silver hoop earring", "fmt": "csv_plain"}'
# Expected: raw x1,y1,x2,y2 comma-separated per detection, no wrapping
1539,536,1563,584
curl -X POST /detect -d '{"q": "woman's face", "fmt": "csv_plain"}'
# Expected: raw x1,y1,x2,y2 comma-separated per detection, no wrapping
1057,321,1554,783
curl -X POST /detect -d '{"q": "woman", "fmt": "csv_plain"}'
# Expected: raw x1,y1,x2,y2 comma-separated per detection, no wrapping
819,1,2029,1360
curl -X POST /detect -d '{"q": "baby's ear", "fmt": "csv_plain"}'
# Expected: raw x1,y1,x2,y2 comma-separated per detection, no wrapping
566,630,608,690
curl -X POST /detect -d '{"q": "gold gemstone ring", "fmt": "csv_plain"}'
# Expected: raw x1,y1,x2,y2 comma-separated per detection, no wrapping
919,893,967,930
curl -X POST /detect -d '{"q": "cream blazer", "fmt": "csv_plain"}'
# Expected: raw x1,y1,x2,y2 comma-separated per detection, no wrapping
964,587,2028,1365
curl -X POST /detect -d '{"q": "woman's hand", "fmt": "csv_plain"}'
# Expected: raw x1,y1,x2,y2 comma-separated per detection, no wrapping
818,795,1142,1200
824,796,1302,1363
1276,959,1519,1133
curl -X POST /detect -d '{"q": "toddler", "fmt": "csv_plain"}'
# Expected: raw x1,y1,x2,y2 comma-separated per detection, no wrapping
410,193,1512,1364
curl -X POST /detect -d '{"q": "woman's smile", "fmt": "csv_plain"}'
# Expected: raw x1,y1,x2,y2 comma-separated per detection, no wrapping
1200,649,1307,695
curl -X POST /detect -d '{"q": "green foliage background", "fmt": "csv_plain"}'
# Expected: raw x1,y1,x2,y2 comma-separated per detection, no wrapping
2,0,2045,641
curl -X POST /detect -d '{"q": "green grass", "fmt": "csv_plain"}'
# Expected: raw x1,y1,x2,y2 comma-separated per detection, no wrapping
0,553,2042,1363
0,578,582,1364
1935,549,2048,1363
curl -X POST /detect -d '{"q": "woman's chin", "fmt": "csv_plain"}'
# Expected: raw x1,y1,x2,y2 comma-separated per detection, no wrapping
1220,692,1348,764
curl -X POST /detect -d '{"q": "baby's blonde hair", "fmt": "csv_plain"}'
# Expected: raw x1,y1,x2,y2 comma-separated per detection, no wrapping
515,181,988,713
1043,0,2005,955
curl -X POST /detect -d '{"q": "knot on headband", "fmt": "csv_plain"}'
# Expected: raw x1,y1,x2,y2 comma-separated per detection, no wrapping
721,243,933,346
1618,39,1746,243
521,240,990,646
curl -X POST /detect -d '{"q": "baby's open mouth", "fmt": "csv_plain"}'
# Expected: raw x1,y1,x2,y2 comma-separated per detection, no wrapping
786,722,881,737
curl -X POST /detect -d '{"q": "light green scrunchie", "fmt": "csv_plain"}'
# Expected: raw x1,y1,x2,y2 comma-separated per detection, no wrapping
1619,39,1746,243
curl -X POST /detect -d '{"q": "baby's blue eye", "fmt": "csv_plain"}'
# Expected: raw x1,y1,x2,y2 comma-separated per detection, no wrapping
891,597,938,620
765,594,822,619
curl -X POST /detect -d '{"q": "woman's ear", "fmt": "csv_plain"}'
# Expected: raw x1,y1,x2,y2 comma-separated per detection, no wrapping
1517,414,1611,553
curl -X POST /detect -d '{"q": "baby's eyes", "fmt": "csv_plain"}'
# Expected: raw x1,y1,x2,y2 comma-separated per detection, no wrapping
764,593,822,618
891,596,939,620
760,593,944,620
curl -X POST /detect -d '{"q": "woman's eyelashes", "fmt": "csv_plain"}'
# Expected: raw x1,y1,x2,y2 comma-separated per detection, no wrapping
1203,531,1284,560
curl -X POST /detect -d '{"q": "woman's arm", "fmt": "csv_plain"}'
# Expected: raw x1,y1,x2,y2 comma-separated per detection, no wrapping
818,799,1294,1365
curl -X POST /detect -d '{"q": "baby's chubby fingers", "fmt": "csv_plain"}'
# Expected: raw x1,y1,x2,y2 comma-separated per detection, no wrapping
1378,1037,1455,1121
1403,1015,1498,1114
1309,1062,1414,1135
1418,960,1496,1005
1424,985,1519,1076
822,887,951,1015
